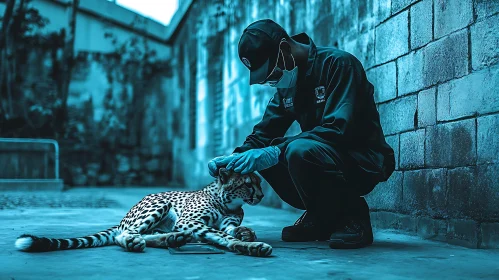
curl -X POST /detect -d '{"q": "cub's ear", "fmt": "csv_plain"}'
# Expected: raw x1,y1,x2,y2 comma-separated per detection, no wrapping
218,168,231,184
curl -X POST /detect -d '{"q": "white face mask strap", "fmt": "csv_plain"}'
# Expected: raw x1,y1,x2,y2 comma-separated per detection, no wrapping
278,38,296,70
279,49,286,70
278,39,286,70
290,50,296,69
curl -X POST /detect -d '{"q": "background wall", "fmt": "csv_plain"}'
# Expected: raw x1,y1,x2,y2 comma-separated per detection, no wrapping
0,0,176,186
168,0,499,248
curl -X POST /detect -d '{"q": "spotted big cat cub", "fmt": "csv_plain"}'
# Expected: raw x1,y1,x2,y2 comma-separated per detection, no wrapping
15,169,272,257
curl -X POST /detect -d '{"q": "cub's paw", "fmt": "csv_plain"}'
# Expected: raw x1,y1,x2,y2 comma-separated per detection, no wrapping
165,231,193,248
233,226,257,242
233,241,272,257
125,234,146,252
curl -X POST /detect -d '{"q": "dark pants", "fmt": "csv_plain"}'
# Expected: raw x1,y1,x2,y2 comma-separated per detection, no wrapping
258,139,376,224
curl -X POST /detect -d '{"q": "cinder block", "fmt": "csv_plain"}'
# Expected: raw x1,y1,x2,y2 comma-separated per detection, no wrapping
434,0,473,39
476,164,499,221
355,30,375,69
437,66,499,121
446,219,479,248
427,169,448,218
410,0,433,49
418,87,436,127
370,211,401,229
370,211,417,233
475,0,499,19
342,30,375,70
402,170,428,214
358,1,374,31
425,119,476,167
447,167,476,219
378,95,417,135
448,165,499,221
397,50,425,95
480,223,499,249
373,0,392,24
398,214,418,233
375,11,409,64
403,169,447,217
436,86,451,121
424,29,468,87
392,0,417,14
367,62,397,103
417,217,447,241
385,134,399,170
471,14,499,71
477,114,499,164
365,171,403,211
400,129,425,169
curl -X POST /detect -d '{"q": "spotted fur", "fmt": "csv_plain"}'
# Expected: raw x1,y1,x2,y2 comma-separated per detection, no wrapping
15,169,272,257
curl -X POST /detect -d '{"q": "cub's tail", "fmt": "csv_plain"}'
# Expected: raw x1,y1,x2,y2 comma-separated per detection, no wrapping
15,226,119,252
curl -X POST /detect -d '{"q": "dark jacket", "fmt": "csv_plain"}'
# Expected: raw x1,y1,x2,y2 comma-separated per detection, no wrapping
233,33,395,183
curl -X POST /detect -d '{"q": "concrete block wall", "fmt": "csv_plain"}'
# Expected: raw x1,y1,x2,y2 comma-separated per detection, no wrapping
363,0,499,249
169,0,499,248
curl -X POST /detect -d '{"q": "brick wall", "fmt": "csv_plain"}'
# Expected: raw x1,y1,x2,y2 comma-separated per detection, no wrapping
169,0,499,248
363,0,499,249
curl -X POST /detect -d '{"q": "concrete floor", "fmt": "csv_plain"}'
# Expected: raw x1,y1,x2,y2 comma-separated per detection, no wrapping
1,188,498,280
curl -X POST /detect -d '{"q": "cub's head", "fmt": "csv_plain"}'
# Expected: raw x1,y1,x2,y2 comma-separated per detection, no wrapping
217,168,264,207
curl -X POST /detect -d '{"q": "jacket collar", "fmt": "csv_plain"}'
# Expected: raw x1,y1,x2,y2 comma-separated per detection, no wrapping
290,32,317,77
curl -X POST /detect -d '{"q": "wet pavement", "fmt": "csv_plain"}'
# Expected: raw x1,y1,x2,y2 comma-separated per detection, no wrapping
1,187,498,280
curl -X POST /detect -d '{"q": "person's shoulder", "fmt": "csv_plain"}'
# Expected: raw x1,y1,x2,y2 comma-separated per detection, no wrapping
317,46,360,68
313,46,366,84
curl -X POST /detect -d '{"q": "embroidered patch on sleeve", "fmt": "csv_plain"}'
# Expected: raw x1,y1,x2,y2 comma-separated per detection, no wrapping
315,86,326,104
283,97,294,108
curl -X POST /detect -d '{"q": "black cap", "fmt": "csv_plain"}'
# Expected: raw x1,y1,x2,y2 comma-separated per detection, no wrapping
238,19,288,85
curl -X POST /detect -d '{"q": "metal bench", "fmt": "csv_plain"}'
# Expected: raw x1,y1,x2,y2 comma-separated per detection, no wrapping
0,138,64,191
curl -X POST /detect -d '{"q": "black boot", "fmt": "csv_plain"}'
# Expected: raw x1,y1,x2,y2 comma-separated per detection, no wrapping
328,197,373,249
281,211,333,242
328,218,373,249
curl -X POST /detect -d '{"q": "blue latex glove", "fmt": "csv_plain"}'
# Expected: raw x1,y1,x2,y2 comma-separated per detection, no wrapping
225,146,281,175
208,154,239,177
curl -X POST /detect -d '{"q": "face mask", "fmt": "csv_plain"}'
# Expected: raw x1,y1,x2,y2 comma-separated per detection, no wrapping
271,64,298,88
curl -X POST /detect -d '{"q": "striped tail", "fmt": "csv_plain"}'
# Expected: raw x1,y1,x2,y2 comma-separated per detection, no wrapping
15,226,120,252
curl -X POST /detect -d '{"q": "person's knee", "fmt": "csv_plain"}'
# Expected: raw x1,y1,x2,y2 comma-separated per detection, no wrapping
284,139,313,164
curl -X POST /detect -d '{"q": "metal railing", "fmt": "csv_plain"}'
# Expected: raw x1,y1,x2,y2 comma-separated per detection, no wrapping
0,138,59,179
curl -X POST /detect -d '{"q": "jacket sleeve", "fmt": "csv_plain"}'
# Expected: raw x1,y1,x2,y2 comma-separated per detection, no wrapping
274,57,365,155
232,91,295,154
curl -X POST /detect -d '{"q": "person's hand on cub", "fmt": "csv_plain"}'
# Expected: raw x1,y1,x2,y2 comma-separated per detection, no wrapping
225,146,281,175
208,154,239,177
